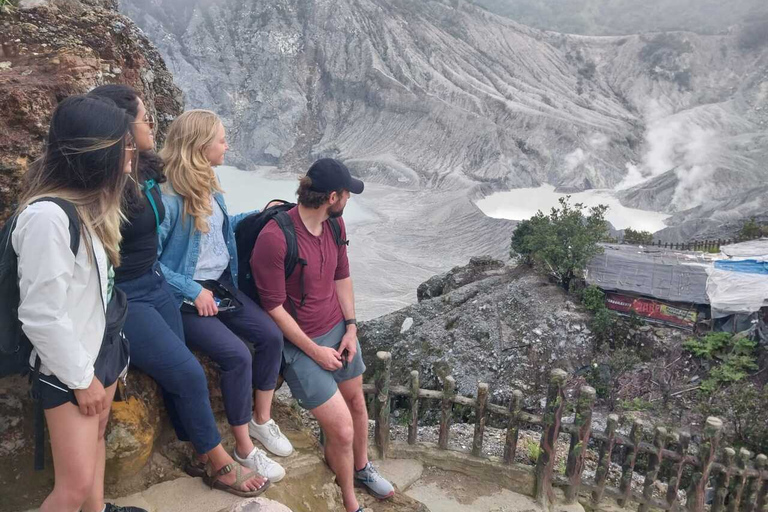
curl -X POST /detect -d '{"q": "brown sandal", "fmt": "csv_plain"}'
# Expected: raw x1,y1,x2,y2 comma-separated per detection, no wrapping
202,462,271,497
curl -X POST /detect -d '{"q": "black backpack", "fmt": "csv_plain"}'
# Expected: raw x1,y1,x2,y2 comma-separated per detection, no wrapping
235,199,347,306
0,198,81,378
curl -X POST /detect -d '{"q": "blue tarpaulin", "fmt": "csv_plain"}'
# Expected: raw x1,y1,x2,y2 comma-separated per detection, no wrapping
714,260,768,274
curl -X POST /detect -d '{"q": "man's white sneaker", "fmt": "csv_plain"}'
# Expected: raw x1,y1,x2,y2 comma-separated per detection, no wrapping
234,446,286,483
249,418,294,457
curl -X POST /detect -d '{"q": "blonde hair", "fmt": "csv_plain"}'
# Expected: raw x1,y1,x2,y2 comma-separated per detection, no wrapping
160,110,223,232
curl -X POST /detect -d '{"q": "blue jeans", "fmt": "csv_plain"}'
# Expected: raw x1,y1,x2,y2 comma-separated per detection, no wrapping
118,263,221,454
181,281,283,427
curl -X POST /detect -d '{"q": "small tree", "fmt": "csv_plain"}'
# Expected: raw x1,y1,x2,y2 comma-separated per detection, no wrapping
511,196,609,290
623,227,654,245
738,217,767,240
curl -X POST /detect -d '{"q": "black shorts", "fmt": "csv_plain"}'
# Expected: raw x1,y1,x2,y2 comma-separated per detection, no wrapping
36,289,130,410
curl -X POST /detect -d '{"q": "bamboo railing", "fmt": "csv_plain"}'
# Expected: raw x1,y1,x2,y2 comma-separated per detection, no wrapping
364,352,768,511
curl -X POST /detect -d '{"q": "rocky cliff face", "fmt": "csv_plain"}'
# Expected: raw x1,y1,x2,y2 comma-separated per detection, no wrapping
120,0,768,238
0,0,183,221
358,257,595,404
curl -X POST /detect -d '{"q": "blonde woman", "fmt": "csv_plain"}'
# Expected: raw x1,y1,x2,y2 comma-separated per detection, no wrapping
11,95,145,512
157,110,291,492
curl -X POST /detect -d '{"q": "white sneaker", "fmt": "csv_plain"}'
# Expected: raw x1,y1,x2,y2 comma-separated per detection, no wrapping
249,418,294,457
234,446,286,483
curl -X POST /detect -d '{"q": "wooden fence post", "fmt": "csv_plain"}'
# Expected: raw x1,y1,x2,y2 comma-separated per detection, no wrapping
688,417,724,512
503,390,523,465
742,454,766,512
408,370,419,445
713,448,737,512
472,383,489,457
667,431,692,508
565,386,596,503
639,427,668,512
438,376,456,450
618,419,645,507
756,454,768,512
374,351,392,459
728,448,753,512
535,369,567,505
592,414,619,507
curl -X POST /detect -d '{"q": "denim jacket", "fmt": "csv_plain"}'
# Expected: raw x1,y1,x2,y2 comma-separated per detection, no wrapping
157,188,256,308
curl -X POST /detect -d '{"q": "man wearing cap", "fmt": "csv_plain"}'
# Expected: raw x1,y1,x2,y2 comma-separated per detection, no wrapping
251,158,394,512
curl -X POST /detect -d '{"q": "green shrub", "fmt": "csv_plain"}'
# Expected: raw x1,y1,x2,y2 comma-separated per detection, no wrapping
581,285,606,313
738,217,768,239
684,333,758,393
510,196,609,290
623,228,654,245
618,397,653,411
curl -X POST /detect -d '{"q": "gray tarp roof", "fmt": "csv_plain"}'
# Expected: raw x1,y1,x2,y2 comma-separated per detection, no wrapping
585,244,714,305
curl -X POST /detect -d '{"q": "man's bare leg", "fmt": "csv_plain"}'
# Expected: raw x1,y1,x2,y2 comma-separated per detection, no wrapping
312,391,359,512
337,375,369,471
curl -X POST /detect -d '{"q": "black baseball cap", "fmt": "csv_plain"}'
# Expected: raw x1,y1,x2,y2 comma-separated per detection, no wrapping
306,158,364,195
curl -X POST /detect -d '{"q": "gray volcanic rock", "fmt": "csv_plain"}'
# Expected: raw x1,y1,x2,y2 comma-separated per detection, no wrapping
654,185,768,242
120,0,768,239
358,260,593,404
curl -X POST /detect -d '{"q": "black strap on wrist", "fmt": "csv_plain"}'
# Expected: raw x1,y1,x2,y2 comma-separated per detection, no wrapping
344,318,357,326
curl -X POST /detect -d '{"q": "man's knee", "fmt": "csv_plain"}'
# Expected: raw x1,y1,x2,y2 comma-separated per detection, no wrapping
326,418,354,446
345,389,367,417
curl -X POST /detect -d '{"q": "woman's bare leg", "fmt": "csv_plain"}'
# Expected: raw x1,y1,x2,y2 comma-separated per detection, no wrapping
39,400,101,512
82,382,118,512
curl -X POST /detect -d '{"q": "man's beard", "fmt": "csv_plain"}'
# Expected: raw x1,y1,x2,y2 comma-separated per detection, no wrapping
328,205,345,218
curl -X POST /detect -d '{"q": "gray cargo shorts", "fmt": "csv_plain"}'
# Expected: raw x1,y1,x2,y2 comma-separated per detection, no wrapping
282,320,366,410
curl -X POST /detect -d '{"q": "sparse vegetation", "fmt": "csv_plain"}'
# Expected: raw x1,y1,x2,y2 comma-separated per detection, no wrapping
623,227,654,245
510,197,609,290
618,397,653,411
683,332,759,394
520,437,542,463
738,217,768,239
701,381,768,455
0,0,17,12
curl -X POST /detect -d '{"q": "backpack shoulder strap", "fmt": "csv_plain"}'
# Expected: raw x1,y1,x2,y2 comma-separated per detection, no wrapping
328,217,348,247
143,179,161,231
31,197,81,255
273,211,299,278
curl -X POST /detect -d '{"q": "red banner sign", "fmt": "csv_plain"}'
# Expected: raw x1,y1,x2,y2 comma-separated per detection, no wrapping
605,293,698,328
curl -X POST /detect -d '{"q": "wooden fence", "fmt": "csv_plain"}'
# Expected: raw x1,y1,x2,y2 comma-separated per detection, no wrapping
624,236,764,253
363,352,768,511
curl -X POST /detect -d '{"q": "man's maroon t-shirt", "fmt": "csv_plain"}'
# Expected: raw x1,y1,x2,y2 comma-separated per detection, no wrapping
251,206,350,338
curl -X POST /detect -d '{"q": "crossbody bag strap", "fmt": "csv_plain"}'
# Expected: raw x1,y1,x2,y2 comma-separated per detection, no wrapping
143,179,161,231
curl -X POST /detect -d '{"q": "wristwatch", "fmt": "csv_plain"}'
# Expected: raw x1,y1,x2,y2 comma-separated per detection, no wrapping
344,318,357,326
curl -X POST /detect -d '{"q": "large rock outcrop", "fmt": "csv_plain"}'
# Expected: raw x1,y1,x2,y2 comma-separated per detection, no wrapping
0,0,183,221
358,258,594,404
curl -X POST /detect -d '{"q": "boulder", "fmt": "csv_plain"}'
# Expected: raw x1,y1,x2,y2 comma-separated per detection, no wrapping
416,256,506,302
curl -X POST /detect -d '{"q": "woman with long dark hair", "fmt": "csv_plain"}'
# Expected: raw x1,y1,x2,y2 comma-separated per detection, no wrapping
88,86,269,498
12,95,145,512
